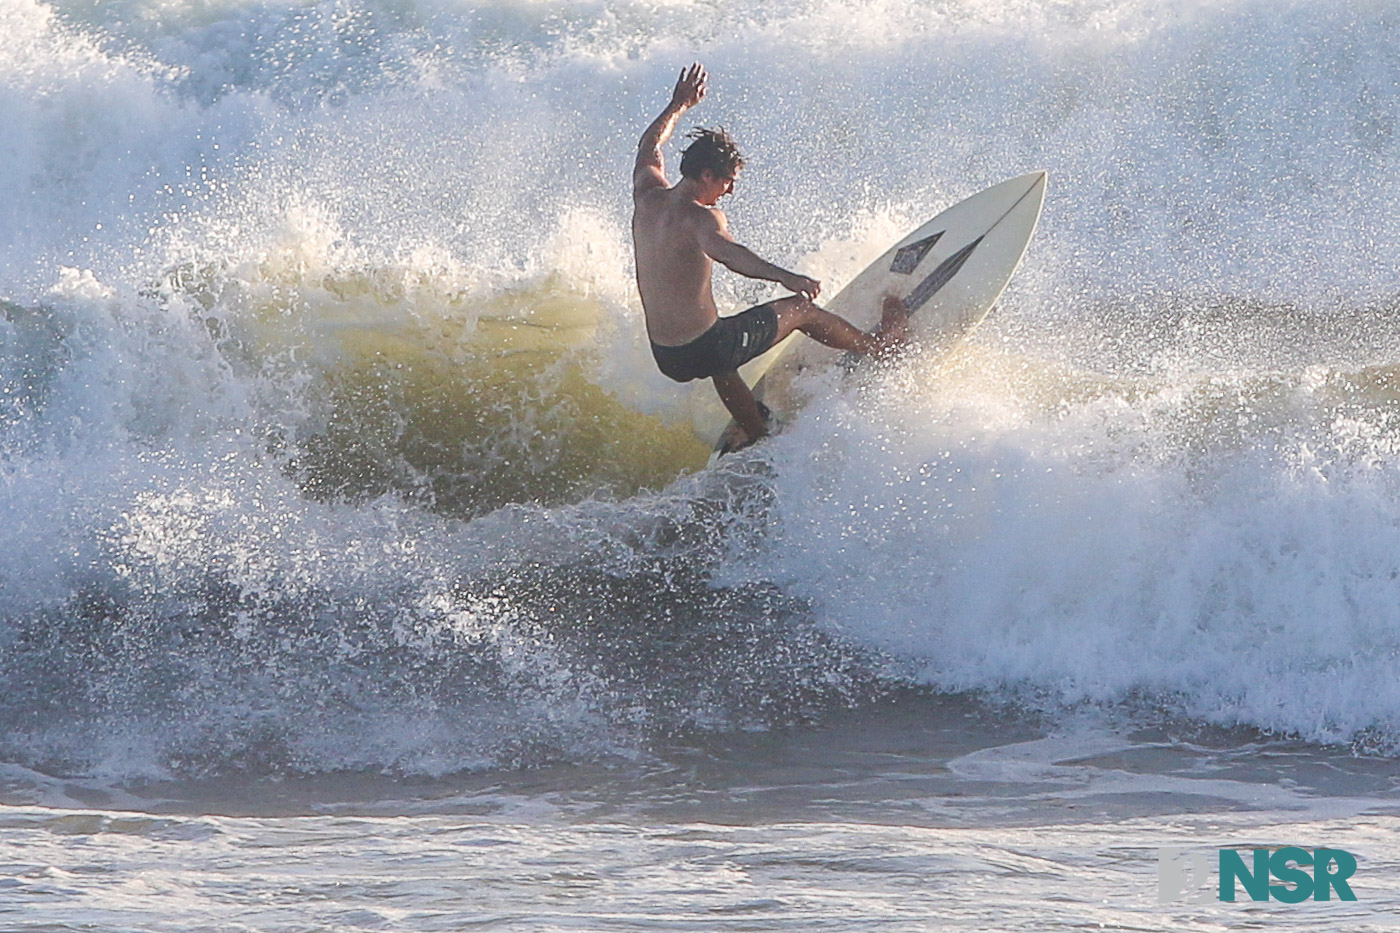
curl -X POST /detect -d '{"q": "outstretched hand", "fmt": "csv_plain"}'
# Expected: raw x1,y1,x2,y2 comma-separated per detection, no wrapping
785,273,822,302
670,63,707,110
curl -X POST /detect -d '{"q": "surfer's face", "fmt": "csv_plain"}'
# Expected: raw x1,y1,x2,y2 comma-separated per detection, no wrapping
698,168,737,204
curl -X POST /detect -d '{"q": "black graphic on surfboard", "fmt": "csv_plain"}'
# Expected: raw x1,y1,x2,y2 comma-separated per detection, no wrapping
904,236,983,315
835,235,988,374
889,231,944,275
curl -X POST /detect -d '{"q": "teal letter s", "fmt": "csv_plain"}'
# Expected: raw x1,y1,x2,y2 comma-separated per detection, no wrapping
1269,847,1314,903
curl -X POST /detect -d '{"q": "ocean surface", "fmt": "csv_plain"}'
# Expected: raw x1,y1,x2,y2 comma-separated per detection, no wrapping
3,0,1400,929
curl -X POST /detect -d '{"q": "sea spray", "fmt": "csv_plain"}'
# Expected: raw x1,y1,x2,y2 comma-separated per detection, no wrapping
3,0,1400,777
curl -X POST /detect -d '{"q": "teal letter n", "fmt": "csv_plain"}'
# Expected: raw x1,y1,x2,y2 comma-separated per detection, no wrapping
1219,849,1269,902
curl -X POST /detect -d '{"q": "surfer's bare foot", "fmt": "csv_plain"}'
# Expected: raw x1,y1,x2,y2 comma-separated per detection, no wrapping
872,294,909,356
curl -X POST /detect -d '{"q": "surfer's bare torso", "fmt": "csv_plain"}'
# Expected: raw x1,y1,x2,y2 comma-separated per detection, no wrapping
631,184,731,346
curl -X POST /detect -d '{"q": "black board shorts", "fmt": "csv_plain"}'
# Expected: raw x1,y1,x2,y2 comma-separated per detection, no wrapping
650,302,780,383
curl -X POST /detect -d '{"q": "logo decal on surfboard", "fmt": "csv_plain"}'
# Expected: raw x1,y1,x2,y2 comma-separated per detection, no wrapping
904,236,984,314
889,231,944,275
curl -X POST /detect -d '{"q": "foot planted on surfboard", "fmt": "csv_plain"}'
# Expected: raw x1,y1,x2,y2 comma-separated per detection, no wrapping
714,400,775,456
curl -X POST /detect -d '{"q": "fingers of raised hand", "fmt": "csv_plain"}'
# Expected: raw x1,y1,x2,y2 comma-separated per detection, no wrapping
678,63,707,101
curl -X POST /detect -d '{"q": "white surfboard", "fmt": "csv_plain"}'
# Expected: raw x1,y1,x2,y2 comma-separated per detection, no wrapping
703,170,1047,457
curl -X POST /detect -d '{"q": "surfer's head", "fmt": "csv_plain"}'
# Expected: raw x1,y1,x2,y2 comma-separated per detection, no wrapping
680,127,744,189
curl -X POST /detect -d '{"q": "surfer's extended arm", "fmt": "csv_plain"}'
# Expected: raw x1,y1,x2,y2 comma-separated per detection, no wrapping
634,64,707,195
695,208,822,301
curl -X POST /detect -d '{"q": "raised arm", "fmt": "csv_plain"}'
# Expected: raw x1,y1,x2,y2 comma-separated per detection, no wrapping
695,209,822,301
633,63,708,195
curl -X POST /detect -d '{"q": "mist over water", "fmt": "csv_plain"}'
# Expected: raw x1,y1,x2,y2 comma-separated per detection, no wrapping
4,0,1400,780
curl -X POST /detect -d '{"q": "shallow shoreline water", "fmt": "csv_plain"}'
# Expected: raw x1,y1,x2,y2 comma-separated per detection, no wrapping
5,692,1399,931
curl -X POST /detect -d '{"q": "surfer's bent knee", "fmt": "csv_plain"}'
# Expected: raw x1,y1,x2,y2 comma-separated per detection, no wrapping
772,294,819,333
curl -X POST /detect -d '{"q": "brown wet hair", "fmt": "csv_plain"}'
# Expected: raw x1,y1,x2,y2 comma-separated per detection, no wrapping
679,127,745,181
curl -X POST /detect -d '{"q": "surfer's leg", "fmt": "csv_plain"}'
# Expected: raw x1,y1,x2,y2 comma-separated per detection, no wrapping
771,294,907,357
712,369,769,444
770,296,875,353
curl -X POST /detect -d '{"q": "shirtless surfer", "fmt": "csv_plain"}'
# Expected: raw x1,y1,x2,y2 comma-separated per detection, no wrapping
632,63,907,448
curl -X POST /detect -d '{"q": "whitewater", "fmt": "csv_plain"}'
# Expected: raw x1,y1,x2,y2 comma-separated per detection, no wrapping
3,0,1400,929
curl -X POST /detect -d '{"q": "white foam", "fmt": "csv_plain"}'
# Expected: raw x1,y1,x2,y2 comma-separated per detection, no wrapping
738,341,1400,746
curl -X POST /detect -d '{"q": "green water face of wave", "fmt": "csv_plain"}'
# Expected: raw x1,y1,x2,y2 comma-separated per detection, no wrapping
172,262,711,518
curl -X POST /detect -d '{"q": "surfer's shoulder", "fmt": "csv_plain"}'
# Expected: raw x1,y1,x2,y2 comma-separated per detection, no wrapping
632,162,668,199
689,201,727,233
